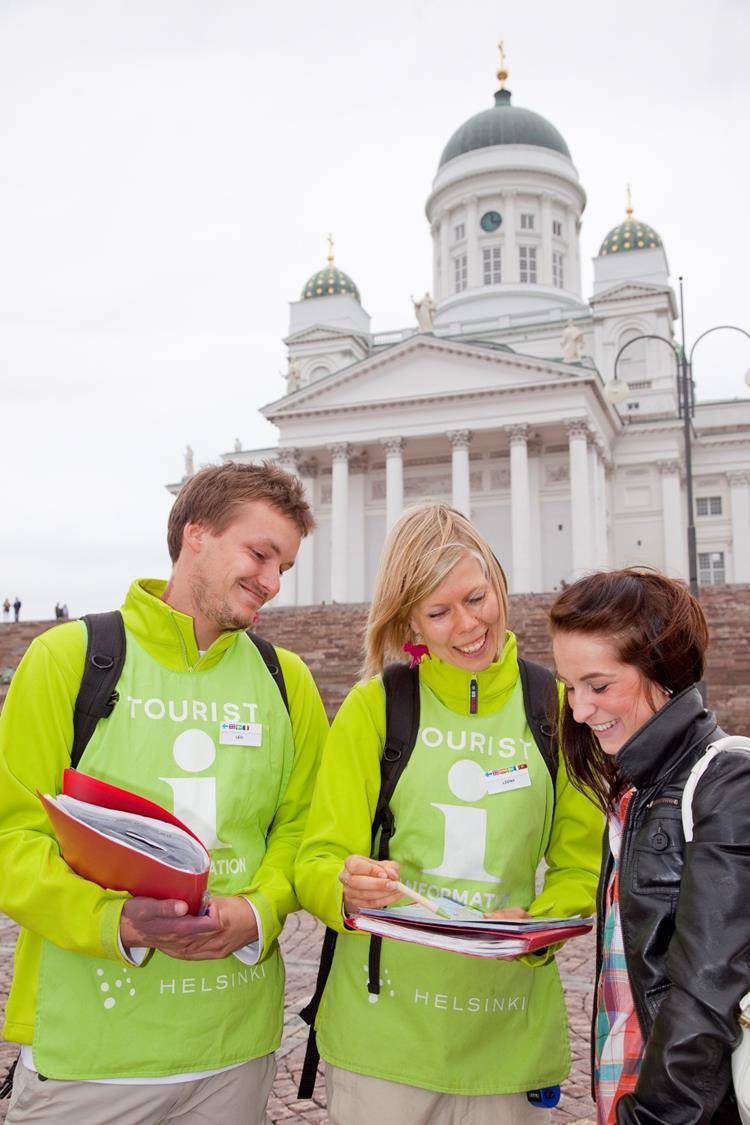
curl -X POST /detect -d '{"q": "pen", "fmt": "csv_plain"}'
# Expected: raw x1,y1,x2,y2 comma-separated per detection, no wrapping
393,880,451,919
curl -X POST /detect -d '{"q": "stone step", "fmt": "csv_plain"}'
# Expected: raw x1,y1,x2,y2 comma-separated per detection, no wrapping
2,587,749,732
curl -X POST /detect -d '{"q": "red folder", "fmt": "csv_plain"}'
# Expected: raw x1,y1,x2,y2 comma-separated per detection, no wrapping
345,910,593,959
39,769,210,915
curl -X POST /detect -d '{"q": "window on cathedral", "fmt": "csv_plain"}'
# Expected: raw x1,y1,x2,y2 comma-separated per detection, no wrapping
454,254,467,292
520,213,535,230
483,246,502,284
454,223,465,242
618,330,647,381
519,246,537,283
699,550,726,586
696,496,722,517
553,220,563,236
552,251,564,288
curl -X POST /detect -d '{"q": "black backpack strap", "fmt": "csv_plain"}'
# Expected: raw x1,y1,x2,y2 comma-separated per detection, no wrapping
367,661,421,995
71,611,126,770
0,1053,18,1099
518,657,558,786
297,661,421,1098
297,925,338,1097
246,631,289,714
372,662,421,844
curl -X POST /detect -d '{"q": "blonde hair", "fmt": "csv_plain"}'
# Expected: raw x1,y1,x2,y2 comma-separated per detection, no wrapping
363,503,509,679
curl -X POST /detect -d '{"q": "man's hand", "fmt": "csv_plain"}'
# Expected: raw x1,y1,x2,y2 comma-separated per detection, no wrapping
168,895,260,960
120,897,219,957
339,854,401,914
120,895,258,961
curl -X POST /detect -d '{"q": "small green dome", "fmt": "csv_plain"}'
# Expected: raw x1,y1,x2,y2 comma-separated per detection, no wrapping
301,259,360,302
599,212,662,256
439,88,571,168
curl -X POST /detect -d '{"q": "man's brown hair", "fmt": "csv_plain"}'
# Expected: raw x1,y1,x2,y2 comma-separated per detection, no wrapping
167,461,314,563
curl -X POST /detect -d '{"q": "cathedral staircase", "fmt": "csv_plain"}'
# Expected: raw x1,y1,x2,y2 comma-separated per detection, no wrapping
1,587,749,731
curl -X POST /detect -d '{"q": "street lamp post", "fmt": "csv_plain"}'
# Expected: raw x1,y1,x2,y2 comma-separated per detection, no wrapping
603,278,750,597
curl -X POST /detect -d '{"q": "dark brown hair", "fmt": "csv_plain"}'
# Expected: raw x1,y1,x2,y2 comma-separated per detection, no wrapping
167,461,314,564
548,568,709,811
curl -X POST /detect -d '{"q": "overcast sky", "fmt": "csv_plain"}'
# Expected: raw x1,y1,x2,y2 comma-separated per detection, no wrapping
1,0,749,621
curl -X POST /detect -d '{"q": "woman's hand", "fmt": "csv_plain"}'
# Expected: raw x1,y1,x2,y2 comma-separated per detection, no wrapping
483,906,532,920
339,854,401,914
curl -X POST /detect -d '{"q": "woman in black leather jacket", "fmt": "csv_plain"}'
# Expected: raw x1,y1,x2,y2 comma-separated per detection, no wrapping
549,568,749,1125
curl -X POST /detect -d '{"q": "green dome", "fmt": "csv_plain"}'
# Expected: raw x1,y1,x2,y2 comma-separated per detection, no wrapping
599,212,662,256
439,88,571,168
301,259,360,302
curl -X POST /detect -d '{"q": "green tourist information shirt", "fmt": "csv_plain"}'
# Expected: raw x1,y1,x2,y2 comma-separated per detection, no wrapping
0,579,328,1079
296,635,602,1095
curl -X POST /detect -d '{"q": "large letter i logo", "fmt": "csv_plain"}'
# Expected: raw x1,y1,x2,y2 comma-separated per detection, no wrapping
160,729,232,850
424,759,497,882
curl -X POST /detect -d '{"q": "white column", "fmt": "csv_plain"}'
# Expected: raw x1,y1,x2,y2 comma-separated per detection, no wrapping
503,190,518,283
595,443,610,567
507,424,531,593
528,438,543,591
540,192,553,287
465,195,480,288
381,437,405,531
588,436,607,569
659,461,684,579
274,448,300,606
329,442,350,602
570,208,583,298
567,419,591,578
440,216,451,301
728,471,750,582
448,430,472,516
296,457,317,605
431,222,440,302
348,454,367,603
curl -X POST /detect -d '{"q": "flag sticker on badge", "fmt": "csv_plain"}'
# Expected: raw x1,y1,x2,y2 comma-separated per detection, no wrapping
219,722,263,747
484,762,532,794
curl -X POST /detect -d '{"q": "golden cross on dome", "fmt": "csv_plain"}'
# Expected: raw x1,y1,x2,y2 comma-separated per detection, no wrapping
626,184,634,217
327,234,334,266
497,41,509,88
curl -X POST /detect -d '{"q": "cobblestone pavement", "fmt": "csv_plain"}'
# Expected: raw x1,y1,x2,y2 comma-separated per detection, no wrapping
0,911,596,1124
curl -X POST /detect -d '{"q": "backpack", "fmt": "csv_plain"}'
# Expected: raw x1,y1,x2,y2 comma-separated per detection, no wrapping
71,610,289,769
297,656,558,1097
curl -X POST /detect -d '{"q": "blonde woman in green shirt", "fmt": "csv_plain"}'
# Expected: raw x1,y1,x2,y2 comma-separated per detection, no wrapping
296,503,602,1125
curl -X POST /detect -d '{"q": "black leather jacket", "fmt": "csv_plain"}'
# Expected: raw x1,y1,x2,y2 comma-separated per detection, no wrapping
595,686,750,1125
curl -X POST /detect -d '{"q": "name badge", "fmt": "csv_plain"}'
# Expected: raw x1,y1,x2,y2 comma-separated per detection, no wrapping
484,762,532,794
219,721,263,747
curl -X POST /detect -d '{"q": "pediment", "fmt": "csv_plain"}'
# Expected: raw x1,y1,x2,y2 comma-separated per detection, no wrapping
591,280,671,305
262,335,589,419
284,324,369,346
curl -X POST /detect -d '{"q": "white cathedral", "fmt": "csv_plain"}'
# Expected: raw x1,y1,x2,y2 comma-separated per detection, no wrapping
213,56,750,606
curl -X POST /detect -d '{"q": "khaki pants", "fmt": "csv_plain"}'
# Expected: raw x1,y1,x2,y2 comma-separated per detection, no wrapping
326,1064,551,1125
6,1055,276,1125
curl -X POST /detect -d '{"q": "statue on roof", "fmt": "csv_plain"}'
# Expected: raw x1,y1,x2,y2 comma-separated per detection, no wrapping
286,358,301,393
412,291,436,333
184,444,194,478
560,320,584,362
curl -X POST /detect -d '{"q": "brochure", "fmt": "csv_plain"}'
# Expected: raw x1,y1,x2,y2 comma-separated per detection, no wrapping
346,901,593,959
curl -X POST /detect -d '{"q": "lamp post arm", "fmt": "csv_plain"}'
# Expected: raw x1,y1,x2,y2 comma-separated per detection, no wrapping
687,325,750,368
612,333,680,383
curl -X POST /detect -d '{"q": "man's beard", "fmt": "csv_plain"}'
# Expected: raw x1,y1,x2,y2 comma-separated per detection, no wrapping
190,572,263,634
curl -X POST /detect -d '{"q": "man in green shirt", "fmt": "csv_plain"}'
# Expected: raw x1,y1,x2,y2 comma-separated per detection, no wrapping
0,462,329,1124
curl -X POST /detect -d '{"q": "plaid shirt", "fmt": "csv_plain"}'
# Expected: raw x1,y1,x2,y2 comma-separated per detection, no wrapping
595,790,645,1124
